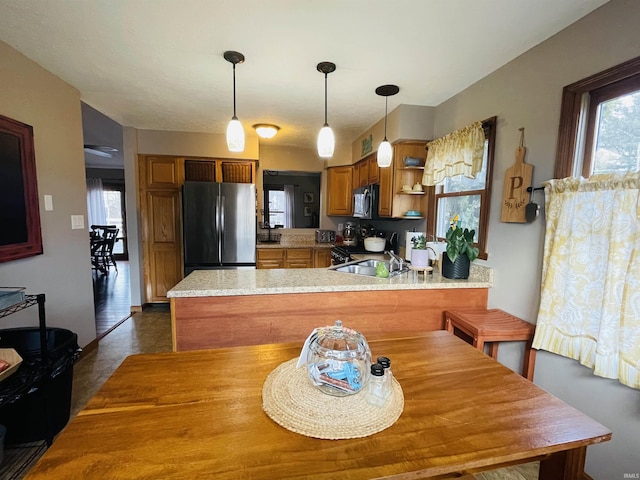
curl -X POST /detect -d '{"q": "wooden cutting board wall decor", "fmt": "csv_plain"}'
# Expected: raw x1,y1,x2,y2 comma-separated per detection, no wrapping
501,128,532,223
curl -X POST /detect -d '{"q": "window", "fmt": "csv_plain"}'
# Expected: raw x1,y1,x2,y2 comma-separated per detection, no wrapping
555,56,640,178
102,181,127,258
427,117,496,260
263,186,285,227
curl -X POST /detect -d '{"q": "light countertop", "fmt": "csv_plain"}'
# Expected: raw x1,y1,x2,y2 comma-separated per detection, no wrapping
256,241,332,249
167,263,493,298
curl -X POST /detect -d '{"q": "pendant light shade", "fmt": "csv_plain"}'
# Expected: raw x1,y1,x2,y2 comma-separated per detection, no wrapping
317,125,335,158
377,140,393,167
224,51,245,153
375,84,400,167
317,62,336,158
227,118,245,152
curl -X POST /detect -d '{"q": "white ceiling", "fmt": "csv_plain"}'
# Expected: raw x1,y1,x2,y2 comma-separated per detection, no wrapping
0,0,609,167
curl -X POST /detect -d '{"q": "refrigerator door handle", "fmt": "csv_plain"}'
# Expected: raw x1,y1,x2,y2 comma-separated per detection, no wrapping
219,195,225,260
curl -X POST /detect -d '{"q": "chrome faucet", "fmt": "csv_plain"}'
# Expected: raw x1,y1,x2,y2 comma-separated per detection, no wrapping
385,250,404,273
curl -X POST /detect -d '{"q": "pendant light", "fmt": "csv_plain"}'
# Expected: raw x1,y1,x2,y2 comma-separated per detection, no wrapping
317,62,336,158
375,84,399,167
224,50,245,152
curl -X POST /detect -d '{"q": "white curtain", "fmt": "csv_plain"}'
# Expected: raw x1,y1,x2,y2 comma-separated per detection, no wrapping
283,184,295,228
421,121,485,186
532,173,640,389
86,178,107,228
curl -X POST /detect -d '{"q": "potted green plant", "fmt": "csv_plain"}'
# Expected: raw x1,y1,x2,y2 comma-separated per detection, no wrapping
442,219,479,279
410,234,430,268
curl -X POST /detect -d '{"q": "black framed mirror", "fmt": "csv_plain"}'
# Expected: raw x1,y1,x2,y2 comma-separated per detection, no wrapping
0,113,43,262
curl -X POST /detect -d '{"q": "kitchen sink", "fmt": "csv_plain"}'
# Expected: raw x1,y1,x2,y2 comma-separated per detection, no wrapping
332,259,408,278
334,264,378,276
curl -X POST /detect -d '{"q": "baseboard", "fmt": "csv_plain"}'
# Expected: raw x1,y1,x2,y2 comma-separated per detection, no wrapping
78,338,99,360
130,305,142,313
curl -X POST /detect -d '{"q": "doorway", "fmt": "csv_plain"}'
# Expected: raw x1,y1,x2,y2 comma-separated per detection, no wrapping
82,101,132,339
102,181,128,259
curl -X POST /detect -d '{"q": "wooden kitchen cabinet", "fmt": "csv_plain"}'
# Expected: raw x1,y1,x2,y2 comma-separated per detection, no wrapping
358,160,369,187
139,155,185,303
139,155,257,302
284,248,314,268
391,141,428,218
368,155,380,184
142,156,184,189
257,248,326,269
313,248,332,268
378,161,393,217
256,248,285,269
354,154,379,187
327,166,354,216
140,189,183,302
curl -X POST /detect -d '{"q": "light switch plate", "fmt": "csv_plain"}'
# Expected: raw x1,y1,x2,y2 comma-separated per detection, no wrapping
44,195,53,211
71,215,85,230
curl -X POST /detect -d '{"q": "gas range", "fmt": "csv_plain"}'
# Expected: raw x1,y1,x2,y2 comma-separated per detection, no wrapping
331,244,371,265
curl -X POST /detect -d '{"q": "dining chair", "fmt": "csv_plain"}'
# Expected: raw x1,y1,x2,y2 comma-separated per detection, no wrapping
90,225,119,274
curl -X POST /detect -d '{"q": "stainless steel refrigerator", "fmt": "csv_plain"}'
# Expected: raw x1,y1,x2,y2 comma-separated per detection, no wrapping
183,181,256,274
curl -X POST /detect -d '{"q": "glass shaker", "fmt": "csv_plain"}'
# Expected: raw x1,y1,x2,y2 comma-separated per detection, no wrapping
366,363,391,406
377,356,393,381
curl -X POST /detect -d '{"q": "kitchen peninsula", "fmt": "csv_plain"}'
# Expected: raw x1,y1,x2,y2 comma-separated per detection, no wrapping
168,265,493,351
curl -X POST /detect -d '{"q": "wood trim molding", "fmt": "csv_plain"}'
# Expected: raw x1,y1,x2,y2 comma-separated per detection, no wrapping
554,55,640,179
77,338,99,360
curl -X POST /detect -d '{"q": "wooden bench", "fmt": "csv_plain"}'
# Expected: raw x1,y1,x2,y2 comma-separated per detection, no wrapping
444,308,537,381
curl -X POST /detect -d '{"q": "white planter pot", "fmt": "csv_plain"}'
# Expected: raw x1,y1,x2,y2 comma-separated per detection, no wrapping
411,249,430,268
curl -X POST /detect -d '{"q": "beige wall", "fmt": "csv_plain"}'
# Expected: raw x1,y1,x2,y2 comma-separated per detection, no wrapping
0,40,96,346
137,129,260,160
432,0,640,477
351,104,435,162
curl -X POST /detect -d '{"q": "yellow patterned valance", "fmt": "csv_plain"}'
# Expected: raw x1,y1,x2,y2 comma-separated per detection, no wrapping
421,121,485,186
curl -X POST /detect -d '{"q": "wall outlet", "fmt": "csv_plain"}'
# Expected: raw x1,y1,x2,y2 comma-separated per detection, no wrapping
71,215,85,230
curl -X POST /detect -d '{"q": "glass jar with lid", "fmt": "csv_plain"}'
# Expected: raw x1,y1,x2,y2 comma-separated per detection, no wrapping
306,320,371,397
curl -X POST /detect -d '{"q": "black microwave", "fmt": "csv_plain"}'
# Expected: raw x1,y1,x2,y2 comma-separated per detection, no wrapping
353,184,380,220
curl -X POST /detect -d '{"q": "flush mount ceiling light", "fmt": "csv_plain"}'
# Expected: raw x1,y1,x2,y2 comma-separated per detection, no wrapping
253,124,280,139
375,84,399,168
316,61,336,158
224,50,245,153
84,144,118,158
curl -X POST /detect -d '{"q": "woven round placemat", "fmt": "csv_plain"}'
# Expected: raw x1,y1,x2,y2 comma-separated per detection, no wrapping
262,358,404,440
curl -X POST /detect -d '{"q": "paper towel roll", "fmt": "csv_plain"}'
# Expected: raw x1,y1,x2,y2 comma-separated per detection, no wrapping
426,242,447,260
405,231,426,261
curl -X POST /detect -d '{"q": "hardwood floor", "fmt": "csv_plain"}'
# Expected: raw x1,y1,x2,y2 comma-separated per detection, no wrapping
92,260,131,338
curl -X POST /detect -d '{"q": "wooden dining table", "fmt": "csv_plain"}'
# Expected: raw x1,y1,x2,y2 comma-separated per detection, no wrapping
25,331,611,480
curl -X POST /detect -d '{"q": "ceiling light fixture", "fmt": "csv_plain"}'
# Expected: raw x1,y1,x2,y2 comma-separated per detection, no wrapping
316,61,336,158
375,84,399,168
224,50,246,152
253,124,280,139
84,144,118,158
